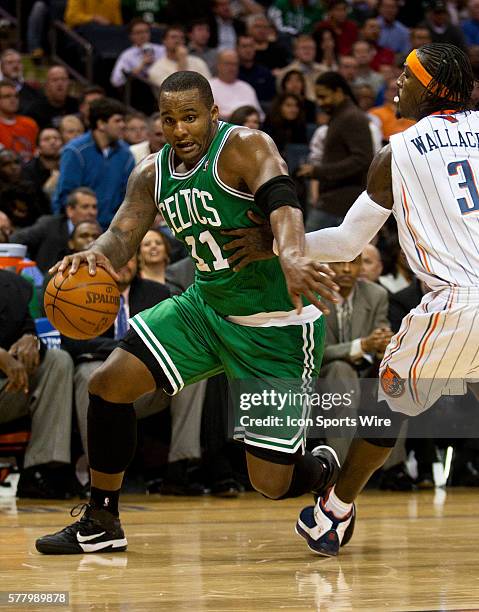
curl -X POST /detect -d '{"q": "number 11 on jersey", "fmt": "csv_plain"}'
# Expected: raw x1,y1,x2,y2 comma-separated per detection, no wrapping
185,231,230,272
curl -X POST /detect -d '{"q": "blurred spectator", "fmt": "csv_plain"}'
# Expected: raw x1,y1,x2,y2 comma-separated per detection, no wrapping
369,78,415,142
210,0,243,50
422,0,466,49
26,1,50,60
354,83,376,112
0,148,21,187
317,255,392,461
110,18,165,89
229,105,261,128
148,26,211,89
21,127,62,206
124,112,148,145
138,228,171,284
263,93,307,154
0,49,42,115
280,69,317,122
0,182,44,229
0,210,12,242
78,86,106,128
187,19,218,75
130,112,166,165
0,269,77,499
22,66,79,130
377,0,411,55
268,0,324,36
0,79,39,163
276,34,324,101
237,35,276,102
121,0,168,23
359,243,384,283
11,187,98,274
462,0,479,45
59,115,85,144
64,0,122,28
315,27,339,73
338,54,359,85
210,49,263,120
352,40,385,95
360,18,395,71
298,72,373,230
246,14,290,71
52,98,134,229
409,26,433,50
316,0,358,56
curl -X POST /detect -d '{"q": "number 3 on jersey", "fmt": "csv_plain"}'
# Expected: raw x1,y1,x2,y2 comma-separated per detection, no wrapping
185,231,230,272
447,159,479,215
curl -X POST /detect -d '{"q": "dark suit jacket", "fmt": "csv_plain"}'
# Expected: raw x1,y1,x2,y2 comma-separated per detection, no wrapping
11,214,70,274
388,278,424,333
61,275,170,364
0,269,37,350
322,279,389,365
166,257,195,295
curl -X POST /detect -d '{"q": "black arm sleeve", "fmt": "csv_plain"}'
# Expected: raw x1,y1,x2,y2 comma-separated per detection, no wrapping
254,175,303,217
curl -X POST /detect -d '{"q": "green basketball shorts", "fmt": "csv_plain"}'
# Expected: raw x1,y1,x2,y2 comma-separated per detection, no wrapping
126,284,325,454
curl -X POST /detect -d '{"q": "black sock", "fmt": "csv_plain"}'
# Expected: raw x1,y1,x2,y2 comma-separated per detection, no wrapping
90,486,120,517
277,451,328,499
87,393,137,474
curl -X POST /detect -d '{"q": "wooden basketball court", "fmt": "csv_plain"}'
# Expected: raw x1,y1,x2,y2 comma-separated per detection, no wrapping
1,489,478,611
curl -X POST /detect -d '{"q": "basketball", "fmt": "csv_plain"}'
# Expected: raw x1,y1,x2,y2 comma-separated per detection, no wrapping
44,264,120,339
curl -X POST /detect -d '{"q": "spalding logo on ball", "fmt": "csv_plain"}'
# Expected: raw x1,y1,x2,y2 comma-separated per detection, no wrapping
44,264,120,339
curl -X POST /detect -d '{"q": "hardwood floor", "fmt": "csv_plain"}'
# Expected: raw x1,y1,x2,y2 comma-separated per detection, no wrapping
1,489,478,611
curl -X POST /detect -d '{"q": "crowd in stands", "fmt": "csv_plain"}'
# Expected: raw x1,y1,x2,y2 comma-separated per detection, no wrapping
1,0,479,499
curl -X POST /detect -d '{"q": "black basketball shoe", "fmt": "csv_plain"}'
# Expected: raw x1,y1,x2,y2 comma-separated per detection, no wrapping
35,503,127,555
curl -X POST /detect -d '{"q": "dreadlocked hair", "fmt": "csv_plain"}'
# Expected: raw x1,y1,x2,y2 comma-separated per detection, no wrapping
416,43,475,114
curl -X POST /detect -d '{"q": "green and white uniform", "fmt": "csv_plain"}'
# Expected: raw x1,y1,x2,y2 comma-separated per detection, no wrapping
130,121,325,454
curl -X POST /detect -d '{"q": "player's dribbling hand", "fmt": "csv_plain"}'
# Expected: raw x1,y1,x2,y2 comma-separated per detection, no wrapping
49,250,120,281
280,256,339,315
0,349,29,394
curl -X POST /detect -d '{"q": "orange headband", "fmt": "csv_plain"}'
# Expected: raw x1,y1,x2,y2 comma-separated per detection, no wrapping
406,49,449,98
406,49,434,88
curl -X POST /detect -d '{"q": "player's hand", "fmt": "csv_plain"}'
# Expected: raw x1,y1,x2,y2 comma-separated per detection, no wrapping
49,250,120,280
0,349,29,394
8,334,40,375
280,255,339,315
222,210,275,271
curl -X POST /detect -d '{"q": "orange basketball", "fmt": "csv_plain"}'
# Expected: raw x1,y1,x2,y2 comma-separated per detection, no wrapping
44,264,120,339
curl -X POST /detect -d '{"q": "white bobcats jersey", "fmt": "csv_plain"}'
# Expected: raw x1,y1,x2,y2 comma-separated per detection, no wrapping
390,110,479,289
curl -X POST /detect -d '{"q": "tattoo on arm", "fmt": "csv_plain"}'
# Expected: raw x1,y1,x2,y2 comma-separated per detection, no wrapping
92,156,158,269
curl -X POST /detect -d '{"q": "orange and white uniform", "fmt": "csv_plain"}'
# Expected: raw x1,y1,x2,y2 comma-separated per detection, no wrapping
379,110,479,414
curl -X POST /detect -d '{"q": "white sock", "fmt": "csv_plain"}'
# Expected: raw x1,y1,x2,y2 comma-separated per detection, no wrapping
323,486,352,519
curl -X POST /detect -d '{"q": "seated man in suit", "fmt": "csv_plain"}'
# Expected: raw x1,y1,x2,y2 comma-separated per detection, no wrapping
10,187,98,274
0,269,77,499
317,254,393,461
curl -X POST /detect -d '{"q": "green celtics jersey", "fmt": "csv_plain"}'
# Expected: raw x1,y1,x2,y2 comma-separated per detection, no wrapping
155,121,295,317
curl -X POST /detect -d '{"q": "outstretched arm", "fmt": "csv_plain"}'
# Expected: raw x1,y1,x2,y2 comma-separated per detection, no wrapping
50,155,158,277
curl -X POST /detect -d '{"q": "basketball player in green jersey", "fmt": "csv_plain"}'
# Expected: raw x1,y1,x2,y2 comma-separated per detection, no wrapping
36,71,340,555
